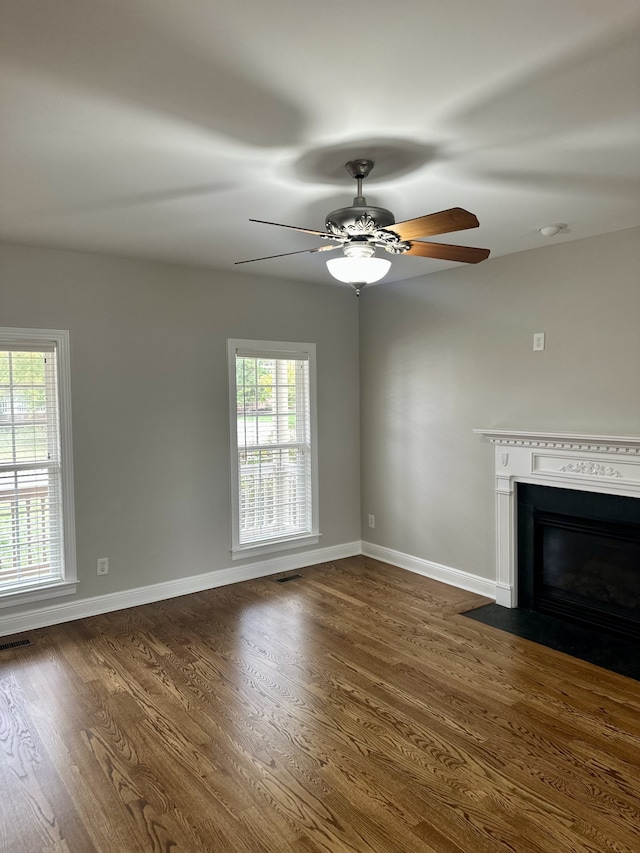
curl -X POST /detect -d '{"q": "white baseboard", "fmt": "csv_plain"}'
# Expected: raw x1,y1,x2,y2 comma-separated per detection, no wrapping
1,540,498,638
0,541,362,638
494,582,515,608
361,541,497,600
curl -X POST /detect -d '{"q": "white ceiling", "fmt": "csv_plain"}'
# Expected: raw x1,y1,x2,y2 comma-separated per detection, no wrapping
1,0,639,286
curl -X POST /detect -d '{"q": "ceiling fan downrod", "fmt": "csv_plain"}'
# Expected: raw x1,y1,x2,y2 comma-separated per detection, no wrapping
345,158,374,205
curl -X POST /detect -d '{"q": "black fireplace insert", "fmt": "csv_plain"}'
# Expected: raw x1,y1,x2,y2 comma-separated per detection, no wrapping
517,483,640,640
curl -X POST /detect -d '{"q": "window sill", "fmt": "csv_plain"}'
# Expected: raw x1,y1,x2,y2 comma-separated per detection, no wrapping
231,533,321,562
0,580,79,610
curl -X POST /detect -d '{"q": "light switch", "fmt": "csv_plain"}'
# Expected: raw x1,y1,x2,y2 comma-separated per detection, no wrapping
533,332,545,351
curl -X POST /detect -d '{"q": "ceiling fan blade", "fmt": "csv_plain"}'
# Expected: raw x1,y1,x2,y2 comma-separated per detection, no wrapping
390,208,479,240
249,218,331,238
235,245,341,265
405,241,490,264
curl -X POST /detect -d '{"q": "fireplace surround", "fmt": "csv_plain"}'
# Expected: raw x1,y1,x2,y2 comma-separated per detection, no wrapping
474,430,640,609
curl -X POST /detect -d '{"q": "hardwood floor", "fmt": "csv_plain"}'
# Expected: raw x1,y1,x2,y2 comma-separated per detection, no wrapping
1,556,639,852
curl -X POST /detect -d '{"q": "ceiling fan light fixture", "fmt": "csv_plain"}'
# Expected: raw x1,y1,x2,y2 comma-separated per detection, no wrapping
326,242,392,285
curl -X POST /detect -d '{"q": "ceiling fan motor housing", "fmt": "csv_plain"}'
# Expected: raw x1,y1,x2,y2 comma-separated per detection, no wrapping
325,203,396,232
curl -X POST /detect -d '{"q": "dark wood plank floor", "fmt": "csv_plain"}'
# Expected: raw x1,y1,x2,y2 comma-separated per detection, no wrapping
1,556,639,852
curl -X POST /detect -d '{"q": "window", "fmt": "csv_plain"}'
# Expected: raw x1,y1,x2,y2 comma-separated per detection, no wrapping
228,339,319,559
0,328,77,606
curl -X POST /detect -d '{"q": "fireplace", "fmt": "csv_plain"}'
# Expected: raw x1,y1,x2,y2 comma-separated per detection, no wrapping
474,430,640,608
517,483,640,640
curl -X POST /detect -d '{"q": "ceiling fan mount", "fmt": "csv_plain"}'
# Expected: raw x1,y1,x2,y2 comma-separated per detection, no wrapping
344,158,375,181
236,157,490,293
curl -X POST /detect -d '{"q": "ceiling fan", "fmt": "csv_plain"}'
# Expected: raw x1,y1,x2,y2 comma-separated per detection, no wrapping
236,159,490,294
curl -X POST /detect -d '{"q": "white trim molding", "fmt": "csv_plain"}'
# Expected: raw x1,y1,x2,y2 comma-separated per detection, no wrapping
361,541,496,600
474,429,640,607
0,541,361,638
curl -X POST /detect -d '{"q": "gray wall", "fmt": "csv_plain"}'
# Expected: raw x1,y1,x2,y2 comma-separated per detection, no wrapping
0,242,361,615
359,227,640,580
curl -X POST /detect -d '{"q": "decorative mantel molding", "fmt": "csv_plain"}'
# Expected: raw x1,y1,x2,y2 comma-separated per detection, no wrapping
474,429,640,608
558,461,622,478
473,429,640,455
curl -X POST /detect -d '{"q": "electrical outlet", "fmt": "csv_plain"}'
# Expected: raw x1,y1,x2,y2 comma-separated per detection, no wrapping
97,557,109,576
368,514,375,529
533,332,545,351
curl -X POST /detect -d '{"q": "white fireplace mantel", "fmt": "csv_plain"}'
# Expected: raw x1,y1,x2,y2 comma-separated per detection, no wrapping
474,429,640,607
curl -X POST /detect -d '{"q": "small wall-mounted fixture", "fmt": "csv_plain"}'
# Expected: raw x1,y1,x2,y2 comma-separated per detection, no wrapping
539,224,567,238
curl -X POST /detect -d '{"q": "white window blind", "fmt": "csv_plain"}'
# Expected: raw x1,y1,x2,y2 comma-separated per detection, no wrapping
229,340,319,557
0,330,76,603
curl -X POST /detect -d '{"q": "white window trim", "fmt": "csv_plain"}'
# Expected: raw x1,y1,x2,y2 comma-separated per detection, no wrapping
228,339,320,560
0,328,78,608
